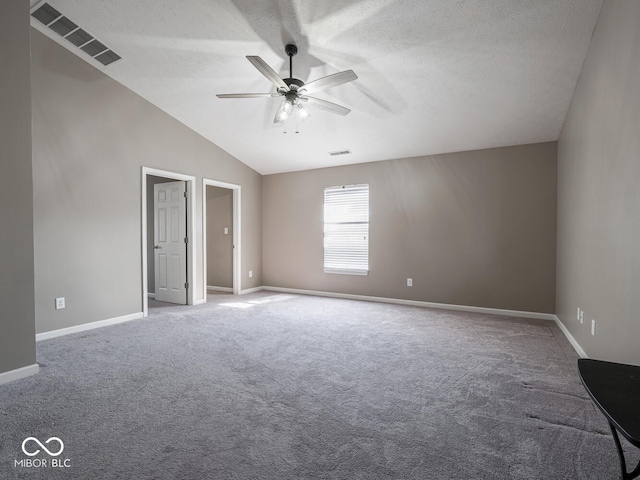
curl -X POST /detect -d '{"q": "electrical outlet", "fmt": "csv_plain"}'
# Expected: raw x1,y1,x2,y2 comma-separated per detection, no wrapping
55,297,65,310
224,227,229,235
591,320,596,336
249,270,253,278
407,278,413,287
580,310,584,324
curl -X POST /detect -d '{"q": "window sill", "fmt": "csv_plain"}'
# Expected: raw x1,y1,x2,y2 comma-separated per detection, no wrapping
324,268,369,276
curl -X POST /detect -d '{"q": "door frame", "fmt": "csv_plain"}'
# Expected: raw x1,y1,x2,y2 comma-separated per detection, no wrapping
203,178,241,298
142,167,197,317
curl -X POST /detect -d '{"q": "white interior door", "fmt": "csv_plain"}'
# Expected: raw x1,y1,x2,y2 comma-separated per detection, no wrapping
154,181,187,304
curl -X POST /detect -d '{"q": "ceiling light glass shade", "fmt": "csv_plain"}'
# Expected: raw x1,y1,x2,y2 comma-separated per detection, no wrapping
297,103,310,121
275,99,294,123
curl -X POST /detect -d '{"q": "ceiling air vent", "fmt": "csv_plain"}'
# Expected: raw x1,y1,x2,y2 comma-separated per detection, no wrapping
30,2,61,25
81,39,108,57
329,150,352,157
65,28,92,48
48,15,77,37
30,2,122,67
95,50,122,67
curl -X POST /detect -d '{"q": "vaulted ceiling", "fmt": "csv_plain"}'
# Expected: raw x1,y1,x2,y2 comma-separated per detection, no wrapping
29,0,603,174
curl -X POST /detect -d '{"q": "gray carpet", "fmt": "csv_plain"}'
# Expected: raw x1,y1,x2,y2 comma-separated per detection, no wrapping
0,292,634,479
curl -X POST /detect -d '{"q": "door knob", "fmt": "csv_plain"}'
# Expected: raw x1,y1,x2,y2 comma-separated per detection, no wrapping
154,245,160,249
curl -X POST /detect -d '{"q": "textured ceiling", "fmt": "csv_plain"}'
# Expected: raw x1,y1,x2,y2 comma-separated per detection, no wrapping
30,0,603,174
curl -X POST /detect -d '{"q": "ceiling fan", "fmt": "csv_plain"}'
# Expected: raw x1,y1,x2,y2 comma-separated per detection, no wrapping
216,44,357,125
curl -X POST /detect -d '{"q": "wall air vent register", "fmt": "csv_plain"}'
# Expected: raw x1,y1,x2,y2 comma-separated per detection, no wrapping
328,150,352,157
30,2,122,67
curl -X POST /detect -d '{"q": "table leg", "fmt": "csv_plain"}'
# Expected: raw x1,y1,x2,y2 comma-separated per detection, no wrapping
609,422,640,480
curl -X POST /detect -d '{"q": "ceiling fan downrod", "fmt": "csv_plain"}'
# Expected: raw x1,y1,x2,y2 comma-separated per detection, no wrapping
285,44,297,80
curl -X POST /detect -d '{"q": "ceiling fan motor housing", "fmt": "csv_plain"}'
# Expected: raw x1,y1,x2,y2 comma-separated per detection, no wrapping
284,78,304,89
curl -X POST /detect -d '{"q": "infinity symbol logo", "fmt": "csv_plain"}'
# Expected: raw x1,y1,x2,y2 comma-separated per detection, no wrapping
21,437,64,457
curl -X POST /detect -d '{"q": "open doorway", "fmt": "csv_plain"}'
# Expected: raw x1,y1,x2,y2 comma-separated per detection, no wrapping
203,179,241,300
141,167,197,316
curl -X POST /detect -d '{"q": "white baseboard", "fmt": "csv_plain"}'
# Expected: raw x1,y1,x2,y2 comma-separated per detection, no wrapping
207,286,233,293
552,315,588,358
262,286,588,358
36,312,144,342
194,298,206,305
239,286,264,295
262,286,557,321
0,364,39,386
147,292,156,299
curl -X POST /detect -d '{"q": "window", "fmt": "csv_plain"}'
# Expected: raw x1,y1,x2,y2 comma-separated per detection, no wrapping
323,184,369,275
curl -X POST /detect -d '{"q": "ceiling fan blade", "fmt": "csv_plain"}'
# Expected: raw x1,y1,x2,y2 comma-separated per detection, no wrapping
301,96,351,116
246,56,289,91
216,93,280,98
301,70,358,95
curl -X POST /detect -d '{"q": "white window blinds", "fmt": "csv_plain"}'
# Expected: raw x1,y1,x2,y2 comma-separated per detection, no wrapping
323,184,369,275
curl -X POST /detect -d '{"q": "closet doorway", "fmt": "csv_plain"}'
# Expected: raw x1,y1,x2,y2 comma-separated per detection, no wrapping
203,179,241,299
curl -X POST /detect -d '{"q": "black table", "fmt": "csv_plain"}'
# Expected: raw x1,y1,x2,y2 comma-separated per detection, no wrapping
578,358,640,480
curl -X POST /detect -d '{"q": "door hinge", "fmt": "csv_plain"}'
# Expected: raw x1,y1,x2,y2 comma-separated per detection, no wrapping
184,191,188,198
184,237,189,244
185,282,189,289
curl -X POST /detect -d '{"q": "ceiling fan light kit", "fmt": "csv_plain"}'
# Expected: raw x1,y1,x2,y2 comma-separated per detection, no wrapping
217,44,357,132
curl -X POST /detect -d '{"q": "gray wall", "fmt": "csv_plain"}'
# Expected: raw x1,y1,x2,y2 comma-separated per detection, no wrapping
556,0,640,364
264,143,557,313
31,29,262,334
0,1,37,374
206,186,233,289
